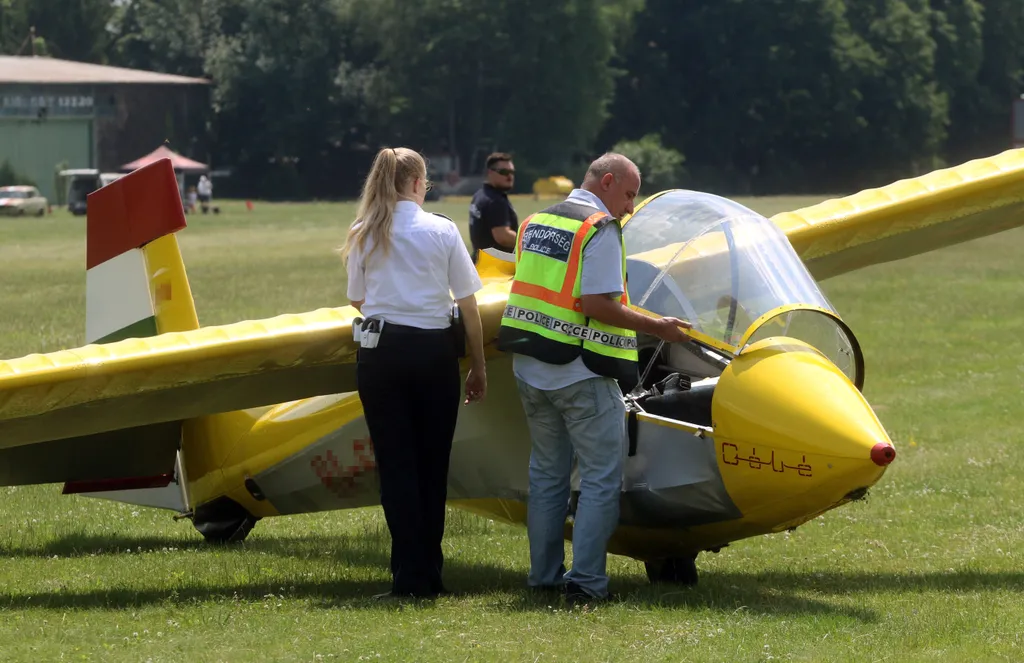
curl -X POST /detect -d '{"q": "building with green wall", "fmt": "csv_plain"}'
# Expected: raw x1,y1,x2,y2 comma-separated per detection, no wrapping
0,56,209,201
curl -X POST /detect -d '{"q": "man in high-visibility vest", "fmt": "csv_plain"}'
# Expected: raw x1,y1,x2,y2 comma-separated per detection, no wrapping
497,153,691,604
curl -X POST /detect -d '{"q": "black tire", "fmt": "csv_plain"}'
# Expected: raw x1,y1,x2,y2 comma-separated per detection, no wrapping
195,514,258,544
37,208,45,217
192,496,260,544
644,554,699,586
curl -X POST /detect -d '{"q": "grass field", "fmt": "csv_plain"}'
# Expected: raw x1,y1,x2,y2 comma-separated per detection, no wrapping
1,195,1023,662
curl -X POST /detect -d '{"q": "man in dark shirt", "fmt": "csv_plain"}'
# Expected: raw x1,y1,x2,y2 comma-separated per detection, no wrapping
469,152,519,261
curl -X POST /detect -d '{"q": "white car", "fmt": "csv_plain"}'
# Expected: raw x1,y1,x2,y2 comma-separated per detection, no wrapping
0,186,48,217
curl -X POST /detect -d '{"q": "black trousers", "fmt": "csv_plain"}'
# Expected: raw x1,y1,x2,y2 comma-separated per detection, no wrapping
356,324,461,595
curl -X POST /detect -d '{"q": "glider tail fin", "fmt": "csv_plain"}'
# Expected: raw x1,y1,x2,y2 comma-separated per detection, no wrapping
69,157,260,526
63,157,197,511
83,159,198,345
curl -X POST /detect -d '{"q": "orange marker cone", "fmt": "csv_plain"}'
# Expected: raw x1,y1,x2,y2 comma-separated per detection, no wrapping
245,200,254,211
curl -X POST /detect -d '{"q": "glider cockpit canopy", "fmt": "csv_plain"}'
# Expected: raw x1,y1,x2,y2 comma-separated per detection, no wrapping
623,190,864,390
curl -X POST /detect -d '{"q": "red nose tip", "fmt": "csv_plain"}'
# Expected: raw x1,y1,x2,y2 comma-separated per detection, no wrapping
871,443,896,466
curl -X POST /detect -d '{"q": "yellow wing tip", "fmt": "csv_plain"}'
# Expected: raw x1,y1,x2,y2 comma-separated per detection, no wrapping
0,305,363,383
773,147,1024,232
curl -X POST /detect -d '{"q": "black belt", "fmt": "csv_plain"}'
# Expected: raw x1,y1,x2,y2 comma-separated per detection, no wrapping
383,322,452,336
356,316,463,358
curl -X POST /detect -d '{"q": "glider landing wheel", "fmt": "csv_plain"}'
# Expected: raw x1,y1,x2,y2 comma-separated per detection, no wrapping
192,496,260,544
644,554,699,586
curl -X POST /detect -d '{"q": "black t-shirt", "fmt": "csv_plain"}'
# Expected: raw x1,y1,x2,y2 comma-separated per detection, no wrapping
469,184,518,256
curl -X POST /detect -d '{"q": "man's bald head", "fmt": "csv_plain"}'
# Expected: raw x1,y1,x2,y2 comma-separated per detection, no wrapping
581,152,641,219
583,153,640,186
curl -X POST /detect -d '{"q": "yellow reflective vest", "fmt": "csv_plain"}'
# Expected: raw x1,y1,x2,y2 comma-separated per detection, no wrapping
496,200,639,389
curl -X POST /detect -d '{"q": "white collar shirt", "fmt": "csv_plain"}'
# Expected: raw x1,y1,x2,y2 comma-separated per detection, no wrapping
346,200,482,329
565,188,612,217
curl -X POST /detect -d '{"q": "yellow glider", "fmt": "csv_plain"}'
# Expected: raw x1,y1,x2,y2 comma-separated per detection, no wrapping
1,149,1023,583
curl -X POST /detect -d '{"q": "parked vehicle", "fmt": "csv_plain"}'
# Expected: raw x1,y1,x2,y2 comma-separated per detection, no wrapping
0,186,47,217
58,170,124,216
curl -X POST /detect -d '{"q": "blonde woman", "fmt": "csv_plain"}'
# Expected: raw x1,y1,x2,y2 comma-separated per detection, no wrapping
341,147,487,599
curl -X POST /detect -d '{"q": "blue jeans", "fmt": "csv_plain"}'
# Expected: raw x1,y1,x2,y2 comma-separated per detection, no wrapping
516,376,626,598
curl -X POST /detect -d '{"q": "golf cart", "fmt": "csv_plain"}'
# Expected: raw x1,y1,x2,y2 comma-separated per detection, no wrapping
59,169,124,216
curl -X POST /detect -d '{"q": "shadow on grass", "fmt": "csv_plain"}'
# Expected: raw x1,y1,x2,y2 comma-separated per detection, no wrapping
0,567,878,623
707,569,1024,595
0,531,396,567
3,532,1022,621
615,568,1024,619
490,566,1024,621
0,532,209,558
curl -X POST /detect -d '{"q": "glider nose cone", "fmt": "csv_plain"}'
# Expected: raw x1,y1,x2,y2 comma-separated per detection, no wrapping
871,442,896,466
713,338,893,464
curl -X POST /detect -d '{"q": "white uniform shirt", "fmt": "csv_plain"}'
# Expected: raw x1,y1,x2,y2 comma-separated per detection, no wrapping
347,200,482,329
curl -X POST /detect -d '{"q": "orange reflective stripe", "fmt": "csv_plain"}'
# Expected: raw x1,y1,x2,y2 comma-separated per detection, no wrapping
510,211,608,312
560,212,608,300
515,214,536,262
510,280,579,310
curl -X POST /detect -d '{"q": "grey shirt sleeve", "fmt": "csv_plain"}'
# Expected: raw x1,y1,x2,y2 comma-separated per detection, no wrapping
580,223,624,297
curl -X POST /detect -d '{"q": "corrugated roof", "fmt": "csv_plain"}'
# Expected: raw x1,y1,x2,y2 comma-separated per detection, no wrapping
0,56,209,85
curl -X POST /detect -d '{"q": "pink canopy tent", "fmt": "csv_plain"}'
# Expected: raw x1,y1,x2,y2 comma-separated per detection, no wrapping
120,146,209,203
120,145,209,174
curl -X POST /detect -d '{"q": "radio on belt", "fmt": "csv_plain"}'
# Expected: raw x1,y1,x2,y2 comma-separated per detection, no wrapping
352,316,384,348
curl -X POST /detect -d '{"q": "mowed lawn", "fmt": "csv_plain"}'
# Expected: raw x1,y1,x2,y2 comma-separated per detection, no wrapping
1,194,1023,662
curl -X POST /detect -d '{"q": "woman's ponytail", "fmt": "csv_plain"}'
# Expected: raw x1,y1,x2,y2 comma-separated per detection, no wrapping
340,147,425,263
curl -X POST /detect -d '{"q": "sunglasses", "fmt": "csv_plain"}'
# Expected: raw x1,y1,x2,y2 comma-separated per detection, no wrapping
490,167,515,176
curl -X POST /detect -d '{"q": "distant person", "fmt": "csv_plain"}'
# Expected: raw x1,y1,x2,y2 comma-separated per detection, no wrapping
496,153,692,605
340,146,487,599
197,175,213,214
185,186,197,214
468,152,518,261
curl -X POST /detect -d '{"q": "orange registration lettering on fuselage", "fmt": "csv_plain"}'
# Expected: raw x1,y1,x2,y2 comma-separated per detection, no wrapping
310,437,376,497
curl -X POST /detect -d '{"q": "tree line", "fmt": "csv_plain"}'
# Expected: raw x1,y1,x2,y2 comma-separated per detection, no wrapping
2,0,1022,198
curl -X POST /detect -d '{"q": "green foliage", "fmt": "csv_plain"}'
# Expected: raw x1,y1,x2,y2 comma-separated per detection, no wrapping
202,0,349,198
942,0,1024,162
602,0,961,192
350,0,639,176
611,134,685,192
107,0,208,75
0,0,28,54
927,1,984,162
0,160,35,187
841,0,949,183
4,0,114,61
7,0,1024,196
